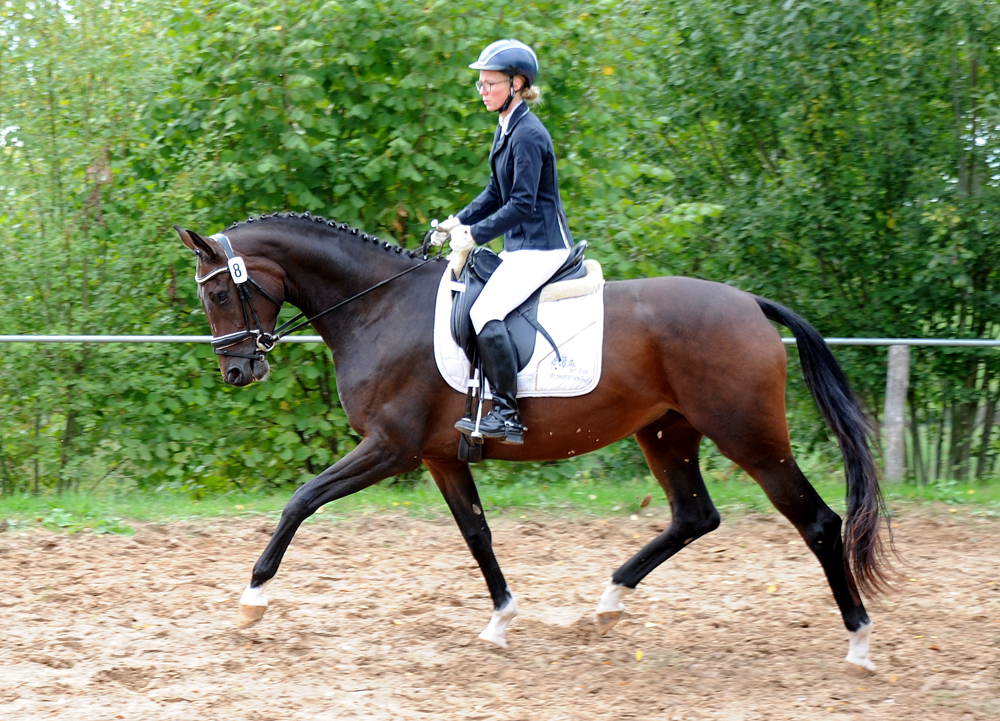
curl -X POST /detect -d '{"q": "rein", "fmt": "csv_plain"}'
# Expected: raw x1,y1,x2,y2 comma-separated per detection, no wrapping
196,233,434,361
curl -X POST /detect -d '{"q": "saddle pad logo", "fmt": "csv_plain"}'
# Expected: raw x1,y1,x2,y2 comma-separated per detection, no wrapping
544,355,593,385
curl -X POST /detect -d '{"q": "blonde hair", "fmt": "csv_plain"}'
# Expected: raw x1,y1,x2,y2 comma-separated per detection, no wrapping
517,76,542,105
521,84,542,104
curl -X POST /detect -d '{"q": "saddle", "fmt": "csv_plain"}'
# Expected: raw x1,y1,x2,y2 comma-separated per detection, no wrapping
450,241,588,369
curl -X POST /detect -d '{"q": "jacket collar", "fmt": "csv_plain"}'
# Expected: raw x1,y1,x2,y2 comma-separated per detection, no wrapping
491,103,531,161
500,101,530,137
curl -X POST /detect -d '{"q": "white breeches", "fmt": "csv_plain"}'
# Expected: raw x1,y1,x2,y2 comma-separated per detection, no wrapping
469,248,571,334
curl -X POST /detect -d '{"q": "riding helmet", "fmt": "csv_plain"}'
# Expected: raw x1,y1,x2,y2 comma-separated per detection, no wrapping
469,39,539,87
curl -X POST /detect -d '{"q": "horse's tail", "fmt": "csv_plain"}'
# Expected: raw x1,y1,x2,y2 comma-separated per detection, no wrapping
754,295,892,598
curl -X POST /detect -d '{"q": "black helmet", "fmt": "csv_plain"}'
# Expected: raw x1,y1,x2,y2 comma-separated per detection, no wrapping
469,39,539,88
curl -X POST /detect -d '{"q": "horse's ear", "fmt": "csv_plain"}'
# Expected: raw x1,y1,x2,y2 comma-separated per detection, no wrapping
173,225,219,260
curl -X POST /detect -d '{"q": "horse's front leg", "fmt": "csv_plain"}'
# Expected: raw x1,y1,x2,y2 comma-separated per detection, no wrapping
237,436,417,628
424,458,517,648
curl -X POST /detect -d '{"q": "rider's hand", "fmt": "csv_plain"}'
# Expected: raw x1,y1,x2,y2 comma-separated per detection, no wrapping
448,225,476,252
437,215,461,232
430,214,460,246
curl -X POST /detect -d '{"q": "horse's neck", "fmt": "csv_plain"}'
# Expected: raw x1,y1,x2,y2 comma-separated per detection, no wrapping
258,228,429,342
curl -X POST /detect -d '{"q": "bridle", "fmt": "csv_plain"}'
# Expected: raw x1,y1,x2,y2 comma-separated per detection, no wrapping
195,232,435,362
195,234,284,361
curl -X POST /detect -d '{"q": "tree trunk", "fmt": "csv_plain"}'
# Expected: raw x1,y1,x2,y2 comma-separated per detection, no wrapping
59,410,77,493
948,364,980,481
908,384,926,486
0,440,10,496
934,403,948,481
949,399,975,481
883,345,909,482
33,413,41,496
975,389,998,480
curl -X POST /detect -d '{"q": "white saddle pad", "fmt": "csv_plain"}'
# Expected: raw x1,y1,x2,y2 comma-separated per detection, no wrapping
433,263,605,398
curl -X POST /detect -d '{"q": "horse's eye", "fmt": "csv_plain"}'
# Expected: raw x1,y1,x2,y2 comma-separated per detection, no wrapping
213,290,230,305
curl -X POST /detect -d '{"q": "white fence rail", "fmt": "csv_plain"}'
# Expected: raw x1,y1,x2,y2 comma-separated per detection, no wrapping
0,335,324,343
786,338,1000,347
1,335,995,482
1,335,998,346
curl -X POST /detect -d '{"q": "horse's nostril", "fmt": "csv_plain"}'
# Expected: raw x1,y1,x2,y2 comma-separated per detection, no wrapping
226,367,243,385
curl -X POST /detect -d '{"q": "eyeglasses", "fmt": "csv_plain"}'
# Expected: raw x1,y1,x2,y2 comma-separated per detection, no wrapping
475,79,511,93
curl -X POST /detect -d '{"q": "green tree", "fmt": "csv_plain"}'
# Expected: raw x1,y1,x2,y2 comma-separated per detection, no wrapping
624,0,1000,479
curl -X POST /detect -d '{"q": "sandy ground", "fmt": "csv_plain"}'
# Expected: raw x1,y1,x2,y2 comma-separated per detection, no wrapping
1,503,998,720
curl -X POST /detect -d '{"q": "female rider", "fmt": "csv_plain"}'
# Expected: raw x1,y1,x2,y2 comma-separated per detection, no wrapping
437,39,574,446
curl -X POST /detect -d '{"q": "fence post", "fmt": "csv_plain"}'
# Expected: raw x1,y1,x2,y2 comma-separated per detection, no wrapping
883,344,910,482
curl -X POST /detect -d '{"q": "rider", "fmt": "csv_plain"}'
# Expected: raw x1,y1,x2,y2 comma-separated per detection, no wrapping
437,39,574,445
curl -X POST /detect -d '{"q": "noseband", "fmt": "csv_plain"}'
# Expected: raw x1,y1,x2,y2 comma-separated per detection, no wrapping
195,233,435,362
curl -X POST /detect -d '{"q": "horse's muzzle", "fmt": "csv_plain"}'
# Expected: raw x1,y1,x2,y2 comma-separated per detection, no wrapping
222,358,270,387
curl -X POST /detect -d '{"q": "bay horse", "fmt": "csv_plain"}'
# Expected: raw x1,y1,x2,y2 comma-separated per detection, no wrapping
174,212,891,676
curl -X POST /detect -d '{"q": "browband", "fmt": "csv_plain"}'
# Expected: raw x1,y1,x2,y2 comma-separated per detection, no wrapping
194,234,236,284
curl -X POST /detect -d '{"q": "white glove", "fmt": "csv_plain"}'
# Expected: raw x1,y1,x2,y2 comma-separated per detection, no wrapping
438,215,461,232
430,214,461,246
448,225,476,252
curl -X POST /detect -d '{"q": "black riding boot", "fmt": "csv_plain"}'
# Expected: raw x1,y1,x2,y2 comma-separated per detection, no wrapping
455,320,525,444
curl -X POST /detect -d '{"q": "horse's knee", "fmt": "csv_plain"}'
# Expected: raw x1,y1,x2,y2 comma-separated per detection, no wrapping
454,515,493,555
462,524,493,550
281,493,313,521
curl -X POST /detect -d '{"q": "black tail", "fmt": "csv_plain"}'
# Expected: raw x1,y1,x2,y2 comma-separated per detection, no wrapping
755,295,892,597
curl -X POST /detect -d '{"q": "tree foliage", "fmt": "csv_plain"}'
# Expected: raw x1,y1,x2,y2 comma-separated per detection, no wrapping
1,0,998,495
631,0,1000,479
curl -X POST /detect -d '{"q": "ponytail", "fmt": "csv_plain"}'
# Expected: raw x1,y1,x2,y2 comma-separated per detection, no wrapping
520,81,542,105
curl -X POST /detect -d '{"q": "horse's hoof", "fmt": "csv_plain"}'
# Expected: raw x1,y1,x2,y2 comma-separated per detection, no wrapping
596,610,623,635
843,660,876,678
477,629,509,648
595,580,633,635
477,596,518,648
237,604,267,628
844,620,875,676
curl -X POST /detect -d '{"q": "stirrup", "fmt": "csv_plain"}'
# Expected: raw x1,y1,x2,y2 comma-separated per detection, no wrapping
455,411,524,444
500,421,524,445
454,415,477,434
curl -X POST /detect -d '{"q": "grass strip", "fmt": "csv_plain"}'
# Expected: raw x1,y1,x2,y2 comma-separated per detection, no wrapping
0,474,997,535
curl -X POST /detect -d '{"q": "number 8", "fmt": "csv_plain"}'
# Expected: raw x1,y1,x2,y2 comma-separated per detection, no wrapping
228,257,249,284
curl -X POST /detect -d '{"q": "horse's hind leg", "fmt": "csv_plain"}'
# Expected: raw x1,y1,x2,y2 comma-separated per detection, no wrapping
728,449,876,675
424,458,517,648
597,412,720,633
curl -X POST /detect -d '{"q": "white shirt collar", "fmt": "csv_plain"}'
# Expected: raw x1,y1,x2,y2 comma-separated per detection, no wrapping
498,98,524,135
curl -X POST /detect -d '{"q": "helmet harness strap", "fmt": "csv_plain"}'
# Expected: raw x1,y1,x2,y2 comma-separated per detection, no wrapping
497,75,518,114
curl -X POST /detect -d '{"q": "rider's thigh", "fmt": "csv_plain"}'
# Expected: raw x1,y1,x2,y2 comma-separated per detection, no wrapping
470,248,570,334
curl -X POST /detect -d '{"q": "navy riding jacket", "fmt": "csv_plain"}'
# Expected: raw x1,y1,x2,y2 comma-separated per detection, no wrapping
456,103,573,252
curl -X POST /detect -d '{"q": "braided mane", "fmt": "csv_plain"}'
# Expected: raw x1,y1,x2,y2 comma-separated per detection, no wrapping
224,211,443,261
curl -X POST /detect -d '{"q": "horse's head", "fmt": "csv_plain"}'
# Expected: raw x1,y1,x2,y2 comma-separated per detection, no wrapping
174,226,285,387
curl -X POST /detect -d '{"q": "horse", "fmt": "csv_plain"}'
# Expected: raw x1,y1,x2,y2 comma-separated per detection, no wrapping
174,212,891,677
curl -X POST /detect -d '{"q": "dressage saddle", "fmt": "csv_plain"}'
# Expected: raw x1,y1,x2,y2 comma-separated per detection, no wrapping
450,241,588,370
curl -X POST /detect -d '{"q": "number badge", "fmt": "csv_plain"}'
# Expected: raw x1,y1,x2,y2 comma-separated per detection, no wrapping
227,256,249,284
